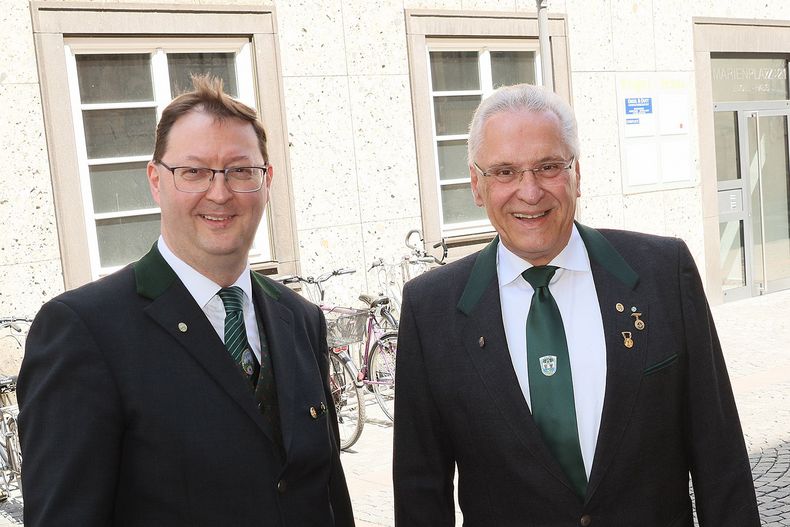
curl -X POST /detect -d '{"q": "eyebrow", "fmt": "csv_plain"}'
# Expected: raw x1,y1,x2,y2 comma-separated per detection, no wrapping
182,155,256,165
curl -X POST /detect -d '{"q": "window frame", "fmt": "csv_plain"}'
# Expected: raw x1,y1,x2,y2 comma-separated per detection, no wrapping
405,9,572,256
65,38,271,277
427,39,542,237
30,2,298,289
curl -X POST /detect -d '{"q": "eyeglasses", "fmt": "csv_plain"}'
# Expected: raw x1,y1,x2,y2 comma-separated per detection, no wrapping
157,161,267,193
473,157,575,185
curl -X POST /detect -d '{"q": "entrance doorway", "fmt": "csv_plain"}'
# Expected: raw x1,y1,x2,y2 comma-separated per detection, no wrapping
712,56,790,301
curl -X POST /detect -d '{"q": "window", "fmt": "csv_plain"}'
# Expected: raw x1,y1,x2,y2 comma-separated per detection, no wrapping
65,39,268,277
406,10,572,253
427,41,539,236
31,3,297,288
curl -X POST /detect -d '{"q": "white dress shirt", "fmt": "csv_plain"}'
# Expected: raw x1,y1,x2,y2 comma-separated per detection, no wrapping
157,237,262,363
498,225,607,477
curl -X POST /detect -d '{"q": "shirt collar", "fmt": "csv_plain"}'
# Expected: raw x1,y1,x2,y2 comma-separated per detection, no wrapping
497,224,590,287
157,236,253,308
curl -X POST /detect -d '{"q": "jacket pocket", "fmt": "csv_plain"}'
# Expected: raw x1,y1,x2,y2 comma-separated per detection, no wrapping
643,353,678,376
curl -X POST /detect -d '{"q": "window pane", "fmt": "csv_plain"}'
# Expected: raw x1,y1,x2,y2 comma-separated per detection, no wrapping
437,139,469,181
429,51,480,91
719,220,746,290
441,183,488,225
434,95,481,136
711,57,789,102
90,162,157,214
491,51,536,89
83,108,157,159
168,53,238,97
76,54,153,104
714,112,740,182
96,214,161,268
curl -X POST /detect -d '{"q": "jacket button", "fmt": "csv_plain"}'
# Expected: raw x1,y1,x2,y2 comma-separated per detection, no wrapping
277,479,287,493
580,514,592,526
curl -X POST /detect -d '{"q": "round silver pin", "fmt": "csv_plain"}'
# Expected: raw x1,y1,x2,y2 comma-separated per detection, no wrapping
241,349,256,376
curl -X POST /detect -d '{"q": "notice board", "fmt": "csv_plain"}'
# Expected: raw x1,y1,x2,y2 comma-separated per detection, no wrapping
616,72,695,193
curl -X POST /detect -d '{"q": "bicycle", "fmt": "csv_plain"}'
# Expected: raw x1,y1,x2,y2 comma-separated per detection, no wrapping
369,229,448,317
277,269,398,449
0,317,32,498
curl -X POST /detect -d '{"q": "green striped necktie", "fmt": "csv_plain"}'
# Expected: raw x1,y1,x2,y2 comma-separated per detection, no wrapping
218,286,258,383
522,265,587,499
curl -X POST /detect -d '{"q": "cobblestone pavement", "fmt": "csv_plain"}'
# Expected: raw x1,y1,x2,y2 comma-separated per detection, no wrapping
1,290,788,526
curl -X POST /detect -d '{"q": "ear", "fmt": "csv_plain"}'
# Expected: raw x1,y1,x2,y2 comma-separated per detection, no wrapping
264,164,274,190
573,158,581,198
147,161,162,205
470,164,484,207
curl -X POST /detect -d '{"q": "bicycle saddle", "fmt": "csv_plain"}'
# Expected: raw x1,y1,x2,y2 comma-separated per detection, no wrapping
358,294,389,307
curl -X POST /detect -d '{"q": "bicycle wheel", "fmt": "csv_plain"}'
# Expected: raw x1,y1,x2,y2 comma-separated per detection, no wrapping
368,332,397,422
328,352,365,450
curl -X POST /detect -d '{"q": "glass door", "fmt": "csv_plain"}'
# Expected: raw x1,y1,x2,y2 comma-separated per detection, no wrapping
747,110,790,294
715,106,790,300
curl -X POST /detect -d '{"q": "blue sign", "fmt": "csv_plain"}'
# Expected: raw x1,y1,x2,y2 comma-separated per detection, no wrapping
625,97,653,115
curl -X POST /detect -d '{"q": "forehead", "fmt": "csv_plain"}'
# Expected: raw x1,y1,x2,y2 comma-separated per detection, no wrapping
166,110,261,160
478,109,567,161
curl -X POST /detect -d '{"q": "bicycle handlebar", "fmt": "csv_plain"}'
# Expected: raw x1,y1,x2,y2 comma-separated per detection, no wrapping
0,318,33,332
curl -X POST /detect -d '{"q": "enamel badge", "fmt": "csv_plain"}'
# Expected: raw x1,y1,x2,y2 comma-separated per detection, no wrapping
241,349,256,376
539,355,557,377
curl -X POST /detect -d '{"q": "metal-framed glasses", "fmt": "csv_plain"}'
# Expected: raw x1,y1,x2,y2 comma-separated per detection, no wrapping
473,157,575,184
157,161,267,193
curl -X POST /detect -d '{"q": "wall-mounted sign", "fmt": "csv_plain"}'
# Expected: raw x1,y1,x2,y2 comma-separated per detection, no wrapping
616,72,695,193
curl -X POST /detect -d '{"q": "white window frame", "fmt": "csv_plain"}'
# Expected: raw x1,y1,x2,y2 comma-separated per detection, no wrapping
427,39,542,238
30,2,299,289
64,37,271,278
405,9,572,257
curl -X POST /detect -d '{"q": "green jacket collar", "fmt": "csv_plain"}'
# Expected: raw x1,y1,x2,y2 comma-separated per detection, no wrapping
133,244,280,301
456,222,639,315
134,244,178,300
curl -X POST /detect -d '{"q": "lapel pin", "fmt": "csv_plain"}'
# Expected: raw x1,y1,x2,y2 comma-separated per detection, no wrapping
478,336,485,348
622,331,634,349
178,322,188,333
241,349,256,376
631,306,637,312
631,313,645,330
309,406,318,419
615,303,624,312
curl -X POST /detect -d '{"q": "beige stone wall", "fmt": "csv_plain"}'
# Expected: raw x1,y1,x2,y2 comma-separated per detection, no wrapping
2,0,790,319
0,0,64,324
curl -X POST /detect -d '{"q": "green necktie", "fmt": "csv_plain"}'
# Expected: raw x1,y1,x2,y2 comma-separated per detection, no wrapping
218,287,259,383
522,265,587,498
218,287,282,451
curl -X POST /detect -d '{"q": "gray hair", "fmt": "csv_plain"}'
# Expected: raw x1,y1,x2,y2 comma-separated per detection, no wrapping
467,84,579,164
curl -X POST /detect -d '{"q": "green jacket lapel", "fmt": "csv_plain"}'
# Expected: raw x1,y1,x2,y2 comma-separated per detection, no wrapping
456,222,640,316
133,244,178,299
456,236,499,315
575,222,639,289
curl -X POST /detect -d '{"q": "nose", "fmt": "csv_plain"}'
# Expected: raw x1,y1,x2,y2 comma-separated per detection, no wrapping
204,171,234,202
514,170,544,204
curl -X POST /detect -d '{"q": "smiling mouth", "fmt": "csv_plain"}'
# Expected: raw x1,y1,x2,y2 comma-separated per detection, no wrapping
201,214,235,222
513,211,548,220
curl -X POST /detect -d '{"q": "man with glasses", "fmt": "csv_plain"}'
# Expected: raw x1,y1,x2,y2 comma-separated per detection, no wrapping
18,75,355,527
393,84,759,526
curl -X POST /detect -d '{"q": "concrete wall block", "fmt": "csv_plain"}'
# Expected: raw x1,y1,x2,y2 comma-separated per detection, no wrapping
283,75,360,230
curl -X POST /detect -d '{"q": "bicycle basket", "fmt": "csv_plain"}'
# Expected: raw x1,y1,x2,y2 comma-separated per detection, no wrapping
326,312,367,347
